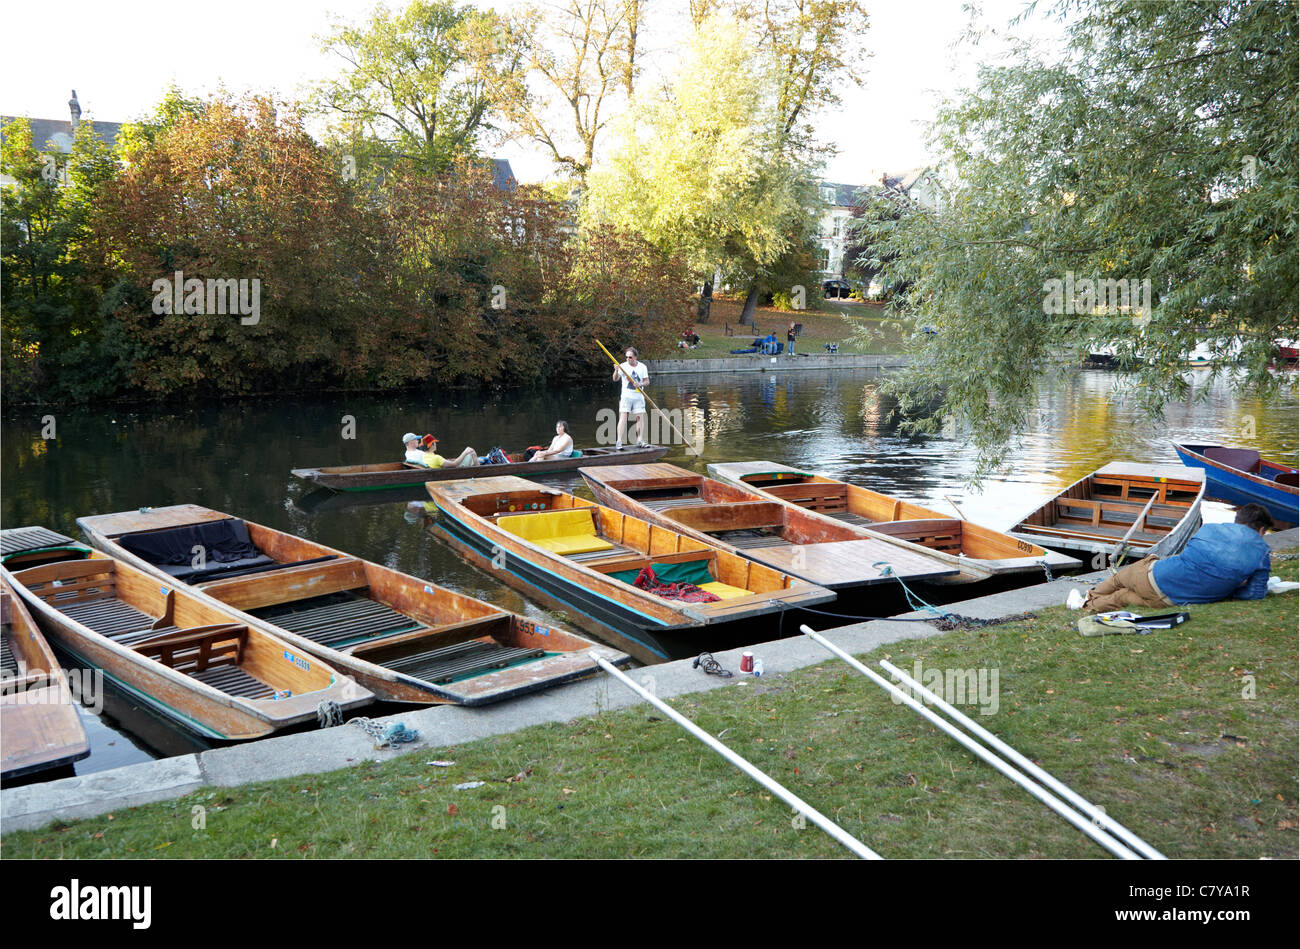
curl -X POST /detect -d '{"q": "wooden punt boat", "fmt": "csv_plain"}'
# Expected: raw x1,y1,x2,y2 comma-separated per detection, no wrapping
1006,463,1205,559
1172,443,1298,527
1,545,372,742
77,506,625,705
424,475,837,664
2,578,91,779
581,463,964,589
705,461,1080,582
293,444,669,492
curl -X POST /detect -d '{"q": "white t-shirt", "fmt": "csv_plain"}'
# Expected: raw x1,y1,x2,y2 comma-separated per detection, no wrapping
547,432,574,455
619,361,648,398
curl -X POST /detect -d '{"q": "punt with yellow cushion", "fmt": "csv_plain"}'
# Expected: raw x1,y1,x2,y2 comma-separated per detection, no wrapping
425,476,836,665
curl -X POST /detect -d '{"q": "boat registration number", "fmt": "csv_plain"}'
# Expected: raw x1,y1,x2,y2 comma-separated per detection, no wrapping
1015,540,1035,553
282,650,311,672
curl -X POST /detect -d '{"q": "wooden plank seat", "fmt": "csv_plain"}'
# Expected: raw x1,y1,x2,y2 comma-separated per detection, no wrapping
869,519,964,553
252,593,425,648
133,625,275,699
566,541,637,564
826,511,875,527
640,495,707,511
759,481,849,514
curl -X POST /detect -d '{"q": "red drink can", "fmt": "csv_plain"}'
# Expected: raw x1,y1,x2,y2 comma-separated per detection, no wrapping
740,652,754,673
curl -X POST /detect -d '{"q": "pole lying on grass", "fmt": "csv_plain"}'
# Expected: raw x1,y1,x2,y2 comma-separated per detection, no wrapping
798,626,1143,860
878,658,1166,860
590,653,882,860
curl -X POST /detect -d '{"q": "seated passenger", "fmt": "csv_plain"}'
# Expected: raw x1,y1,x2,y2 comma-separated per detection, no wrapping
529,421,575,462
403,433,478,468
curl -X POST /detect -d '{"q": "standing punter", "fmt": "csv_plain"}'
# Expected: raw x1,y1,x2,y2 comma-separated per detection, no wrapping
613,347,650,449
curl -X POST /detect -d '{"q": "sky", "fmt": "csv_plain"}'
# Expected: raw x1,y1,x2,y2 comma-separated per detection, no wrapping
1,0,1064,185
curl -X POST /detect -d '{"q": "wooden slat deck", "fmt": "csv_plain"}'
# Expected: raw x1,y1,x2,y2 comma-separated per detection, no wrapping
742,538,956,587
253,594,425,649
0,632,18,678
1,527,77,557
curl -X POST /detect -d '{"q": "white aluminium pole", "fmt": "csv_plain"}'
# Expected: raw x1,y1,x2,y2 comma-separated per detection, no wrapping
591,653,882,860
878,658,1166,860
798,627,1142,860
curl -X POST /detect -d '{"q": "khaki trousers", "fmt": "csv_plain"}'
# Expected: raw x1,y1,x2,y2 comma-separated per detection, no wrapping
1084,555,1174,613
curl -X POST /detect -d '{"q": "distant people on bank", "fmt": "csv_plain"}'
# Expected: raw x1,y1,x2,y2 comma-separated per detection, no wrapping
1079,503,1274,613
613,347,649,449
528,421,576,462
679,328,701,349
402,433,479,469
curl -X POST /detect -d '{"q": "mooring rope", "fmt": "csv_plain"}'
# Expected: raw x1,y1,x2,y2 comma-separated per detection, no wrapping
316,700,343,728
349,717,420,748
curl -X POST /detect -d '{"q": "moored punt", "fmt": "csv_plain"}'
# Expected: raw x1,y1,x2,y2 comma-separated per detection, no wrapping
705,461,1079,582
424,475,836,665
293,444,669,492
1006,463,1205,559
2,579,91,780
77,505,626,705
582,463,962,589
1172,443,1298,527
2,546,372,742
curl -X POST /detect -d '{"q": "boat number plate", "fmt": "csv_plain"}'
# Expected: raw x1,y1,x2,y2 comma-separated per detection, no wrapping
1016,540,1034,553
282,650,311,672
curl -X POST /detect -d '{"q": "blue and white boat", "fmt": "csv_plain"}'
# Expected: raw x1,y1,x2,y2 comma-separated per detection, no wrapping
1173,443,1299,527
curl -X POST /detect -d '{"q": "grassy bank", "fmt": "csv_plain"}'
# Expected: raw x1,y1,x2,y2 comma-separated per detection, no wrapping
667,299,911,359
5,554,1295,859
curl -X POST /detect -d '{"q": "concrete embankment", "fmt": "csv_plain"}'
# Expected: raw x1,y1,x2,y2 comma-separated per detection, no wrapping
651,353,910,374
4,527,1295,834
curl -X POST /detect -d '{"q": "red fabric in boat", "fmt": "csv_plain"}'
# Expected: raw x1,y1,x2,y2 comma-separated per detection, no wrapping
1203,446,1261,474
632,566,721,603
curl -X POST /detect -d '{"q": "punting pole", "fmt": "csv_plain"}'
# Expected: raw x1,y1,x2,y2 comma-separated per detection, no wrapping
878,658,1166,860
595,338,697,455
591,653,882,860
798,626,1143,860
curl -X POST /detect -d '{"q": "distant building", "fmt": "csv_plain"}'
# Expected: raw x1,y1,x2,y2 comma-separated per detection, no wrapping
816,167,940,282
1,91,122,187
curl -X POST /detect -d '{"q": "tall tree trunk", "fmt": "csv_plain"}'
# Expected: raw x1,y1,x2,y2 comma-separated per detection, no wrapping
697,279,713,323
739,279,760,326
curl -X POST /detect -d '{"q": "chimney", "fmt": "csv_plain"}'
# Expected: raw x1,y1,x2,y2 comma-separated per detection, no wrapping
69,90,81,128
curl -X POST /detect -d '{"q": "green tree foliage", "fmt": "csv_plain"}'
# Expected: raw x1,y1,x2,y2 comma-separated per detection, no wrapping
2,119,119,401
855,0,1298,477
584,16,815,310
314,0,524,172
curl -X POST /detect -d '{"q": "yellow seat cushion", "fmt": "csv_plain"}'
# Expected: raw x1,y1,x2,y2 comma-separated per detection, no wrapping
498,509,612,556
698,581,753,600
534,535,614,555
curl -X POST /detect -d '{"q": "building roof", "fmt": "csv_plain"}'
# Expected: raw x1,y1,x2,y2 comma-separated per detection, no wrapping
0,116,122,153
819,181,864,208
489,158,516,192
878,167,931,194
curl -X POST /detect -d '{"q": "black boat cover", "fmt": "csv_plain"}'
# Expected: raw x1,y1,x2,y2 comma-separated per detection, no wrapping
118,519,274,580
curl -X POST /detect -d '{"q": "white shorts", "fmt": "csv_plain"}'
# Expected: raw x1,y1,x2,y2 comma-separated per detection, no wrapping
619,393,646,414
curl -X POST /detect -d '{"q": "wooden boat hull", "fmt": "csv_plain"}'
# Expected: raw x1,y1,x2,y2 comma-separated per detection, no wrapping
1007,463,1205,559
581,463,962,590
425,476,836,664
705,461,1080,582
1173,443,1298,527
77,506,626,706
2,581,91,780
2,549,372,742
293,445,669,492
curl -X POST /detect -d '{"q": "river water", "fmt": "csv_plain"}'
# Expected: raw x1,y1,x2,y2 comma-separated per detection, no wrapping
2,366,1296,776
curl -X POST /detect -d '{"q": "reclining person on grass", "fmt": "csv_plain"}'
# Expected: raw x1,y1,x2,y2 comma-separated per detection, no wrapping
1081,503,1273,613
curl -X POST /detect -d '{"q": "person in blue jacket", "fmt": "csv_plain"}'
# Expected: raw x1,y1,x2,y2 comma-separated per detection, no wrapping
1084,503,1274,613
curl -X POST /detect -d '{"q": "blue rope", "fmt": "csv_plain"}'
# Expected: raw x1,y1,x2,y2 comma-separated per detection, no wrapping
872,561,953,620
382,722,419,745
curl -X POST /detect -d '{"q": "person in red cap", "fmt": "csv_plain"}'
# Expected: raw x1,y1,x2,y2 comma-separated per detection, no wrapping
403,433,478,468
